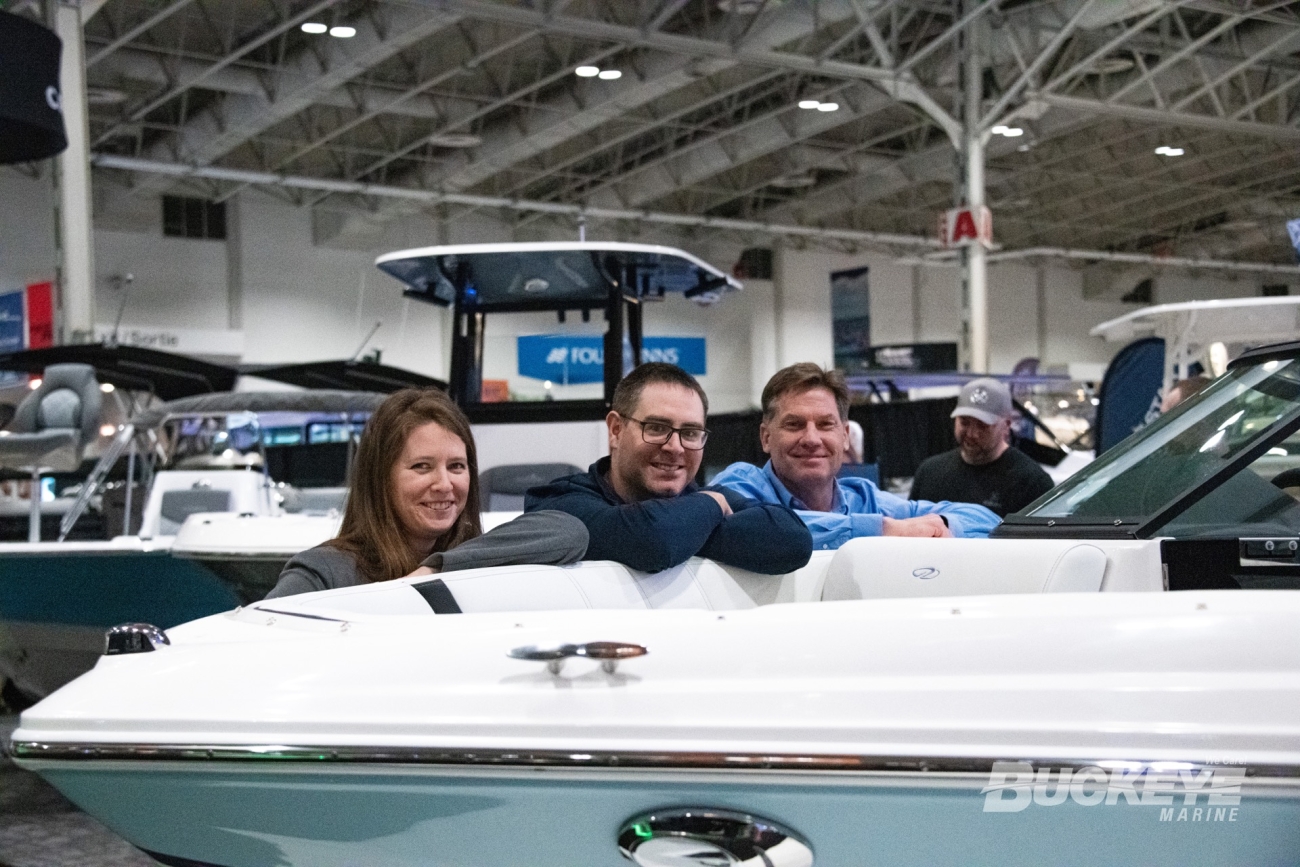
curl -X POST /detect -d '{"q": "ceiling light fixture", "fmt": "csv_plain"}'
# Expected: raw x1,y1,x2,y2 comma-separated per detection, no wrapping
575,66,600,77
1155,145,1185,156
597,69,622,80
329,25,356,38
427,132,482,148
301,22,327,33
816,102,839,112
991,125,1024,137
797,99,821,110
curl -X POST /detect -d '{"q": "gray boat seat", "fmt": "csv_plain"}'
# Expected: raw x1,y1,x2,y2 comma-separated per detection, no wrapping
0,363,101,473
480,463,582,512
0,363,103,541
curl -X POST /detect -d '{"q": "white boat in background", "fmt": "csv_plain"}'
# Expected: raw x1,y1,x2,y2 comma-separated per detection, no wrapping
1091,294,1300,389
10,341,1300,865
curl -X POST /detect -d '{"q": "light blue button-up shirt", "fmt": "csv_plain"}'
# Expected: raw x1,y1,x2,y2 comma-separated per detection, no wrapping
709,461,1001,550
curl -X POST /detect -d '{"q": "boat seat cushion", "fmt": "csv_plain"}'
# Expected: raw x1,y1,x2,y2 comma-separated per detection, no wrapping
821,537,1117,600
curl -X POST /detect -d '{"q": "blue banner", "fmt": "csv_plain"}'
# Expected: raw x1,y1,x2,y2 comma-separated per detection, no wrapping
518,335,706,384
0,289,24,353
1095,336,1165,454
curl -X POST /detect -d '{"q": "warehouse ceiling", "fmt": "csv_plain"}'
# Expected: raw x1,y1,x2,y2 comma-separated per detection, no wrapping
52,0,1300,260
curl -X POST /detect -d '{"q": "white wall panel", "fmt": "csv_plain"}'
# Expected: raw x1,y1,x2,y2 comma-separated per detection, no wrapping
0,172,57,290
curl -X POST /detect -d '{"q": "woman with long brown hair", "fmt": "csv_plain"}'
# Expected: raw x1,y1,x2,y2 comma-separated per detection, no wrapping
267,389,587,598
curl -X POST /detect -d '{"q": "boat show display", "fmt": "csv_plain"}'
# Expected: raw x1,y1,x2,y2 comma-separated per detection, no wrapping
9,341,1300,865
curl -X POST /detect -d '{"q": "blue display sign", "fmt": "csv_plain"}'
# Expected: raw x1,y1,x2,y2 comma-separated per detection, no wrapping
0,289,24,353
518,335,706,384
1288,218,1300,259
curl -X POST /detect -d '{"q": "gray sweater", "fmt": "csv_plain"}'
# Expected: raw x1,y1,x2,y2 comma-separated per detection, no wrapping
265,510,588,599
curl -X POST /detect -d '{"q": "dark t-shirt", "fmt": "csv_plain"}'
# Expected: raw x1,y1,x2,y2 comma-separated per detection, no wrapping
910,446,1055,518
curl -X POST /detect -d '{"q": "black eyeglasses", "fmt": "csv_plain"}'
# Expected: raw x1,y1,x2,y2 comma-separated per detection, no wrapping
621,415,710,450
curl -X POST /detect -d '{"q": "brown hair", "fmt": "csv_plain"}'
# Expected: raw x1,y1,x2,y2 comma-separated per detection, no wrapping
328,388,482,582
761,363,850,421
611,362,709,417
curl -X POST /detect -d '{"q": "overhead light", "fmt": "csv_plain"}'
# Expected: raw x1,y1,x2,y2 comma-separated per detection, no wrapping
99,424,117,437
427,132,482,148
816,102,839,112
86,86,128,105
301,22,327,33
99,382,115,393
28,378,41,390
1092,55,1135,74
1058,400,1070,409
1155,145,1185,156
575,66,600,77
797,99,821,110
991,125,1024,137
597,69,622,80
769,172,817,188
329,25,356,38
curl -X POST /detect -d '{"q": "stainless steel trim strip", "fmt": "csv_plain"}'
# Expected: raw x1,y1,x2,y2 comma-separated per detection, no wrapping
9,741,1300,778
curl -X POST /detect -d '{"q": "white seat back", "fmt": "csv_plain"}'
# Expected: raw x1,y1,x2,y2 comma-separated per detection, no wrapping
140,470,273,538
821,537,1163,601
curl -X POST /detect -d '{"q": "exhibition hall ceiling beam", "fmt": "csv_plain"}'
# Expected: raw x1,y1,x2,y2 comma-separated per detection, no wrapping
114,4,465,197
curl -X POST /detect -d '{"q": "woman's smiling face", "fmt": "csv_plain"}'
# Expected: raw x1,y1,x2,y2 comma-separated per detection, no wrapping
390,421,470,554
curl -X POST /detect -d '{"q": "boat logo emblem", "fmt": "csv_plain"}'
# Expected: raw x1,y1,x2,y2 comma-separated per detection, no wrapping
912,567,939,579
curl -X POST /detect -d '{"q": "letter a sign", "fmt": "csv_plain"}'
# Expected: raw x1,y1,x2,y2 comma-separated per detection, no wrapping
939,206,993,249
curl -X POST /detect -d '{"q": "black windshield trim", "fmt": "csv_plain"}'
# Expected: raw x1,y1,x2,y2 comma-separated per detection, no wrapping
1136,407,1300,538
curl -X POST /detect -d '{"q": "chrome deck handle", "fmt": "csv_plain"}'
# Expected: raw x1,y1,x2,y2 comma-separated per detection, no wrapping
104,623,170,656
509,641,647,674
618,808,813,867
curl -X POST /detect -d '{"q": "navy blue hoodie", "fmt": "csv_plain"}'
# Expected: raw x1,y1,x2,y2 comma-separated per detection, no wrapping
524,457,813,575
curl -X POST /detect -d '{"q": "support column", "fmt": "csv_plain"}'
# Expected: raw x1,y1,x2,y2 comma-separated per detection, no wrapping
960,5,989,373
53,1,95,344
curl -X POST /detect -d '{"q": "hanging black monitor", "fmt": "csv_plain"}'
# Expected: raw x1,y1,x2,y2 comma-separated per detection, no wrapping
0,11,66,165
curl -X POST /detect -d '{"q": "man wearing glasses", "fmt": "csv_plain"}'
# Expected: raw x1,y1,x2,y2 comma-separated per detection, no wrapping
710,363,1000,550
525,363,812,574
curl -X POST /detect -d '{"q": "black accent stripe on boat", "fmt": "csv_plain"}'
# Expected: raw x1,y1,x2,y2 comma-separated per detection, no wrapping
412,578,462,614
248,607,347,623
10,741,1300,779
141,849,230,867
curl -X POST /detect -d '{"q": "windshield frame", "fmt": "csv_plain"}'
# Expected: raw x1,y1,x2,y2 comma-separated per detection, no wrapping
996,353,1300,539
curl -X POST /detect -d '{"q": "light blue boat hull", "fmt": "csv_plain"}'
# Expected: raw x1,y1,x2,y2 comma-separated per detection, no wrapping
30,763,1300,867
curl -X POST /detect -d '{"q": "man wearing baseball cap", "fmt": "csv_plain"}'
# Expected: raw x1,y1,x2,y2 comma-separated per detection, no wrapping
910,377,1054,517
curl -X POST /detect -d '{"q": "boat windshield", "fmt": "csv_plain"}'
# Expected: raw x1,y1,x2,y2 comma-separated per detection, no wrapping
1022,357,1300,528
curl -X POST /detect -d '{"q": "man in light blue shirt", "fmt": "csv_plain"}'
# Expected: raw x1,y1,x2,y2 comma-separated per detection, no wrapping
710,363,1000,550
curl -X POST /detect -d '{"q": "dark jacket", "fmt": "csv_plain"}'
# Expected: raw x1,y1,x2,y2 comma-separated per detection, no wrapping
523,457,812,574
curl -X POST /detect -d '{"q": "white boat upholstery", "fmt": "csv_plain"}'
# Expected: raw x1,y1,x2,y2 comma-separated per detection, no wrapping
274,539,1162,620
283,552,837,618
139,470,272,538
821,536,1164,601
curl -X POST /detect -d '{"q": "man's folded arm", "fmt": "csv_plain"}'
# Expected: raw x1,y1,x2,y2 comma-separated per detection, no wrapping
530,489,726,572
869,484,1000,538
700,497,813,574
